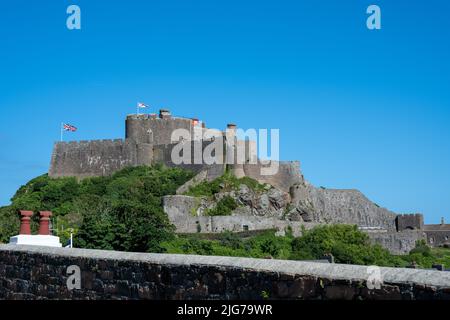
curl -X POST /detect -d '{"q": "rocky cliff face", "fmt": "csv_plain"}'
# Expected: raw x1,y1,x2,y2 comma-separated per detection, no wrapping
288,182,397,230
166,174,397,234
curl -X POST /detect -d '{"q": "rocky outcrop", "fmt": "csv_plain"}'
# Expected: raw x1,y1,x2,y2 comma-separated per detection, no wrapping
289,182,397,230
162,194,317,236
231,184,290,218
166,175,398,235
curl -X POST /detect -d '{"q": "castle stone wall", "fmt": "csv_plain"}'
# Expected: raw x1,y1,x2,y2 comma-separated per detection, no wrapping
126,115,193,145
153,141,226,180
367,230,426,255
423,225,450,247
49,139,153,178
1,245,450,300
239,161,304,193
396,214,424,231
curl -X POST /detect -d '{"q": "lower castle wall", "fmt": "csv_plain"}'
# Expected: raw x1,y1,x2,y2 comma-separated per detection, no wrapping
162,195,316,236
367,230,426,255
424,230,450,247
1,245,450,300
49,139,153,178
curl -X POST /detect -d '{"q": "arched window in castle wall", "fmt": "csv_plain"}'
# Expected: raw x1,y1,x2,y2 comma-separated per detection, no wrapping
429,237,434,244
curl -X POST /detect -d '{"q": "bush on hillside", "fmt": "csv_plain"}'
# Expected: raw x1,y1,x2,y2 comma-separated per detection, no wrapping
185,171,265,197
290,225,405,266
204,196,238,216
0,165,194,252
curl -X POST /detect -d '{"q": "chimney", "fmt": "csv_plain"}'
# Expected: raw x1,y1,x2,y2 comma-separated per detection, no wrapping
19,210,33,235
441,217,445,225
159,109,172,119
39,211,52,235
226,123,237,140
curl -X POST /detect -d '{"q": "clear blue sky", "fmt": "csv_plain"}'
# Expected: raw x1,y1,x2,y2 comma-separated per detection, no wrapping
0,1,449,224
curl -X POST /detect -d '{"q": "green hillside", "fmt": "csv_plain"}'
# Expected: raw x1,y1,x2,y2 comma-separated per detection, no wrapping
1,165,449,269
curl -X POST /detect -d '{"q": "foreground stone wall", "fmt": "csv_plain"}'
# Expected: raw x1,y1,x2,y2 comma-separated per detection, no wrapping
1,245,450,300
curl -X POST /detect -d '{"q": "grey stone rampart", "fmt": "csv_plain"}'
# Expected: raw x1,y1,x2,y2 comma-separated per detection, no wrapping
126,115,193,145
1,245,450,300
367,230,426,255
396,214,425,231
49,139,153,178
423,227,450,247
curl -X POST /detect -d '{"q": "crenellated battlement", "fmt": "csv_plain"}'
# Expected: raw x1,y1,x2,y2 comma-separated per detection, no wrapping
396,213,424,231
55,139,125,146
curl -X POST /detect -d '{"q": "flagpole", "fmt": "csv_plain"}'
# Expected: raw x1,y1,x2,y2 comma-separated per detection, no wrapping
60,122,63,142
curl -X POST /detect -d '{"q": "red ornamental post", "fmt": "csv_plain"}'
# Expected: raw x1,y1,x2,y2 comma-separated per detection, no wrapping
19,211,33,235
38,211,52,235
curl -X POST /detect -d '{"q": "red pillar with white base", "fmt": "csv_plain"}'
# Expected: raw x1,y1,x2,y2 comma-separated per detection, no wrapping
38,211,52,235
9,210,61,247
19,210,33,235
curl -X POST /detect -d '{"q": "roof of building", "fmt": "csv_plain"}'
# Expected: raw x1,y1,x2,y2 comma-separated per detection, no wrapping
424,224,450,231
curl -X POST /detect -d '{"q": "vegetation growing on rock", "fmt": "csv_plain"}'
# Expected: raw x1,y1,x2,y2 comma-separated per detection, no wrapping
184,171,266,198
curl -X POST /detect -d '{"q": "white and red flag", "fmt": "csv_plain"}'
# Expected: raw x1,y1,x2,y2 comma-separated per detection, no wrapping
137,102,149,108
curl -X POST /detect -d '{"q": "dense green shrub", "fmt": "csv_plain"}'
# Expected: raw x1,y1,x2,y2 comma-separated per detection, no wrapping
290,225,405,267
161,230,294,259
0,165,194,252
185,172,265,197
205,196,238,216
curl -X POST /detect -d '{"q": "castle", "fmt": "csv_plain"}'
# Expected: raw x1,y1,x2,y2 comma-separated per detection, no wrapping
49,109,450,254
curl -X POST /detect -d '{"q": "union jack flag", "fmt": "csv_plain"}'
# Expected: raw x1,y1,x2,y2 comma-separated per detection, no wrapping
63,124,77,132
